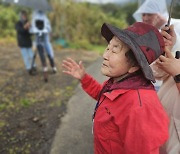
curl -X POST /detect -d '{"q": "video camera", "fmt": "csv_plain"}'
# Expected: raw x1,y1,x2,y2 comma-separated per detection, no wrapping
35,19,44,31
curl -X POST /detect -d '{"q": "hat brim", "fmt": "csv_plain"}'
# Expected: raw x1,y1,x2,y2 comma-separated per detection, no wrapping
101,23,155,82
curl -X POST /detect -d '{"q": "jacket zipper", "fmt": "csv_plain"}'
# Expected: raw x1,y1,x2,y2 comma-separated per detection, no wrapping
137,90,142,106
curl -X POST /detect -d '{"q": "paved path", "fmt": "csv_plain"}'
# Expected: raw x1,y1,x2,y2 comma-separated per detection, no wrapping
50,58,107,154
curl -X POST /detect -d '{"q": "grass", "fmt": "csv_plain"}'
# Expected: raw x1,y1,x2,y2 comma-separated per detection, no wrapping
0,37,16,46
0,120,6,129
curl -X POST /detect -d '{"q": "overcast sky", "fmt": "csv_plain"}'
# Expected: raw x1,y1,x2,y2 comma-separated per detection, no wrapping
77,0,130,4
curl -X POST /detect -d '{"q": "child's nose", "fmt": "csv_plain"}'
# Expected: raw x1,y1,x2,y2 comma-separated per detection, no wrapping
103,49,110,60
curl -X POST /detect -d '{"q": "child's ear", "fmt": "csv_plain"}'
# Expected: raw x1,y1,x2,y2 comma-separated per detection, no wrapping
128,66,140,73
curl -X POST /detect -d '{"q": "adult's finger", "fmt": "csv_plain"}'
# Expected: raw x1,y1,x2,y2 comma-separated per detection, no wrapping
156,60,163,66
164,39,173,46
161,30,172,40
158,55,167,62
161,25,169,31
164,47,174,59
169,25,176,37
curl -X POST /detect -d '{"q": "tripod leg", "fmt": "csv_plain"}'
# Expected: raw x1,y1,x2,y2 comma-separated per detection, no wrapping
37,44,47,67
37,44,48,82
29,50,37,75
44,71,48,82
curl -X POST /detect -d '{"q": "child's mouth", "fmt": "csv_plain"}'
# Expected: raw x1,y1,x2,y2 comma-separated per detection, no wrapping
102,63,108,67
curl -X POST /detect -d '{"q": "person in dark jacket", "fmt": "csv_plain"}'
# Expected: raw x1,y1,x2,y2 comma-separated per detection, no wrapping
15,10,36,75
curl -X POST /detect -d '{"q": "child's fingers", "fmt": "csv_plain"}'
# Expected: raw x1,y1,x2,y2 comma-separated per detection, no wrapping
67,57,79,66
79,61,84,70
62,60,74,68
62,70,72,75
62,63,72,71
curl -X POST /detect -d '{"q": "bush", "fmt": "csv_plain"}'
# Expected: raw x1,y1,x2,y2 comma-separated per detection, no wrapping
0,5,18,39
49,0,128,49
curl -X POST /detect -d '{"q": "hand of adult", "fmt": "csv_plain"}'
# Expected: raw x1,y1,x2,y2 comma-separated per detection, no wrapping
62,57,86,80
160,25,176,50
156,47,180,77
24,22,31,29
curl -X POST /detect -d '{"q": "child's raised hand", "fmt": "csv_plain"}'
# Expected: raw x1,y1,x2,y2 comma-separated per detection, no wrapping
62,58,86,80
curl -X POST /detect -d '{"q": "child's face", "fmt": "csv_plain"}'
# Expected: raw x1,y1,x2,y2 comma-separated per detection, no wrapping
101,36,133,78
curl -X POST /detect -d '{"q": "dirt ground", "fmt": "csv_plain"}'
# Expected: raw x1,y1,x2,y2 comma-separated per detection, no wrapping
0,44,100,154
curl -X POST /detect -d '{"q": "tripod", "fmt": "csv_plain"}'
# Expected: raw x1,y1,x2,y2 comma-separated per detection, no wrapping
36,33,49,82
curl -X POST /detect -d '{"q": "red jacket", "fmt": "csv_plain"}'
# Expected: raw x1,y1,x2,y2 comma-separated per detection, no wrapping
81,74,169,154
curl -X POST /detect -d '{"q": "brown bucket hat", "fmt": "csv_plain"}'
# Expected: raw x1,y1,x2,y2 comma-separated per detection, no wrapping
101,22,165,82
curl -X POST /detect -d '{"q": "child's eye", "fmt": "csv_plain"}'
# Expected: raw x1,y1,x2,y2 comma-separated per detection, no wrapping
112,50,116,53
106,48,109,51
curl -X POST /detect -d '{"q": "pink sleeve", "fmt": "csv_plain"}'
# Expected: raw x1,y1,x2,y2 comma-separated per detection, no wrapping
150,61,169,81
80,74,104,100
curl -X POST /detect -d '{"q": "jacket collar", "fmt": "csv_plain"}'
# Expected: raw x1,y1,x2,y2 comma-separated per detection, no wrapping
98,71,154,101
103,89,130,101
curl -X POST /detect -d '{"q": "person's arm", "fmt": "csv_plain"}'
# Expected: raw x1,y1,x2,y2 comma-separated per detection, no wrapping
23,22,31,30
15,21,29,34
149,25,177,81
157,25,180,92
156,48,180,92
62,58,103,100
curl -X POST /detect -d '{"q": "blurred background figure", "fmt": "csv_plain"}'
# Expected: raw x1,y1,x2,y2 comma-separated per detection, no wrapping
30,10,57,74
15,10,36,75
133,0,180,90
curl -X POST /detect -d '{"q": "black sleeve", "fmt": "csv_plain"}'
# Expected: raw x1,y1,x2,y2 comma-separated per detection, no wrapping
15,21,29,34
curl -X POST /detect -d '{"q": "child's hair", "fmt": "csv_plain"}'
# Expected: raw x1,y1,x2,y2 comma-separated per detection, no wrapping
113,36,139,67
125,50,139,67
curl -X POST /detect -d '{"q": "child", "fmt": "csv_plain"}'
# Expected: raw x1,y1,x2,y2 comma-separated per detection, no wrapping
62,22,169,154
